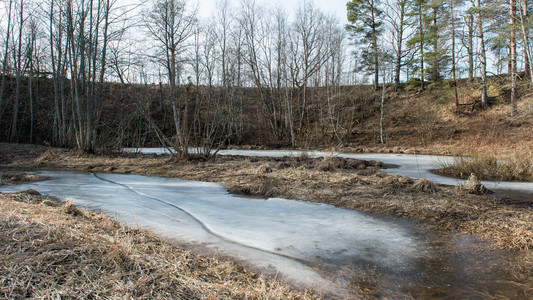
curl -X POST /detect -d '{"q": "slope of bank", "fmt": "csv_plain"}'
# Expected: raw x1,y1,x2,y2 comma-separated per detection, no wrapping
359,77,533,155
0,75,531,155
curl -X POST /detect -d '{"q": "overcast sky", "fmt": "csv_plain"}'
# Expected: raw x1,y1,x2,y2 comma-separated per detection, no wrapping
194,0,349,22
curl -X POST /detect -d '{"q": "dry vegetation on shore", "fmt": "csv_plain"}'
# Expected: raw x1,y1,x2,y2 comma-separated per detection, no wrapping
435,149,533,182
0,190,316,299
2,143,533,252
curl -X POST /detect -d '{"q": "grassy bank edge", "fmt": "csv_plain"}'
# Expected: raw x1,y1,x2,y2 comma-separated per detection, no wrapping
435,150,532,182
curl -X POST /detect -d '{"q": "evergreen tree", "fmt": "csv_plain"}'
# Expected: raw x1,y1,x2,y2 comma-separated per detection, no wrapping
406,0,429,89
346,0,384,89
424,0,450,82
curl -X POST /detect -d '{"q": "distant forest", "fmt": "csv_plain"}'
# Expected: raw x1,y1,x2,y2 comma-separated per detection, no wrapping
0,0,530,154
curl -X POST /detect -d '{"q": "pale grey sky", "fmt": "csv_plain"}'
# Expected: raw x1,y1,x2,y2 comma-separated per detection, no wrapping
194,0,349,21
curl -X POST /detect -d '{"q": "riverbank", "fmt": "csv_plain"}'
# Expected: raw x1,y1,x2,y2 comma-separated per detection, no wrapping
1,143,532,252
0,190,316,299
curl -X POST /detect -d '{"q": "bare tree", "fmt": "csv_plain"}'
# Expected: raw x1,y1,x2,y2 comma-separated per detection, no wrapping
383,0,412,87
291,1,328,129
48,0,69,146
450,0,459,108
477,0,488,109
145,0,196,156
111,48,174,151
324,15,344,143
63,0,115,152
0,0,14,122
26,16,39,142
10,0,27,141
461,0,475,82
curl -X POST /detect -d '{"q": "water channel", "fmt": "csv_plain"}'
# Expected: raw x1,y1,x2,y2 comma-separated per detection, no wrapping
2,149,532,298
125,148,533,194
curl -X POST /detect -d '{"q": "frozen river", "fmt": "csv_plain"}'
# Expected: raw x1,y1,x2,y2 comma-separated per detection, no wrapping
1,170,529,298
126,148,533,194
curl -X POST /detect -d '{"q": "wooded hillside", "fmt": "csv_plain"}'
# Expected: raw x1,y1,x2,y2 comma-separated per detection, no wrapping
0,0,531,154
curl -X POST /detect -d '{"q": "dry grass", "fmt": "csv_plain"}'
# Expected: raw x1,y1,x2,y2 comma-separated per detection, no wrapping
36,148,57,162
0,192,317,300
0,172,46,185
437,149,533,182
368,78,533,154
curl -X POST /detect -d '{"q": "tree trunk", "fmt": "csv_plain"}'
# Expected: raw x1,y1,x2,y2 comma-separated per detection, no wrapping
467,11,474,83
518,0,533,84
11,0,24,141
478,0,488,109
380,79,386,144
394,1,405,88
0,0,13,122
510,0,517,117
522,0,530,81
450,0,459,108
418,3,425,90
371,0,379,90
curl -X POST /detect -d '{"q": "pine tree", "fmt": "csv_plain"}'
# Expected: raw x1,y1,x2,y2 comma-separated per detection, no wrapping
406,0,429,89
346,0,384,89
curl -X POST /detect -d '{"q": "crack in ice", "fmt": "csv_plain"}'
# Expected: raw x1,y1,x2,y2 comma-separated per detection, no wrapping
91,172,313,265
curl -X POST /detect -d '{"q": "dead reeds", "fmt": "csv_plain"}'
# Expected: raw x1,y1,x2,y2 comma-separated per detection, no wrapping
0,172,45,185
437,149,533,182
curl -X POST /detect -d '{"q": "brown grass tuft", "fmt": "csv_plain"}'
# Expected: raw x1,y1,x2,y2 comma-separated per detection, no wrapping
255,163,272,174
436,149,533,182
0,172,45,185
63,200,84,216
36,148,57,162
315,158,335,172
378,175,413,189
21,188,41,195
410,179,439,193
